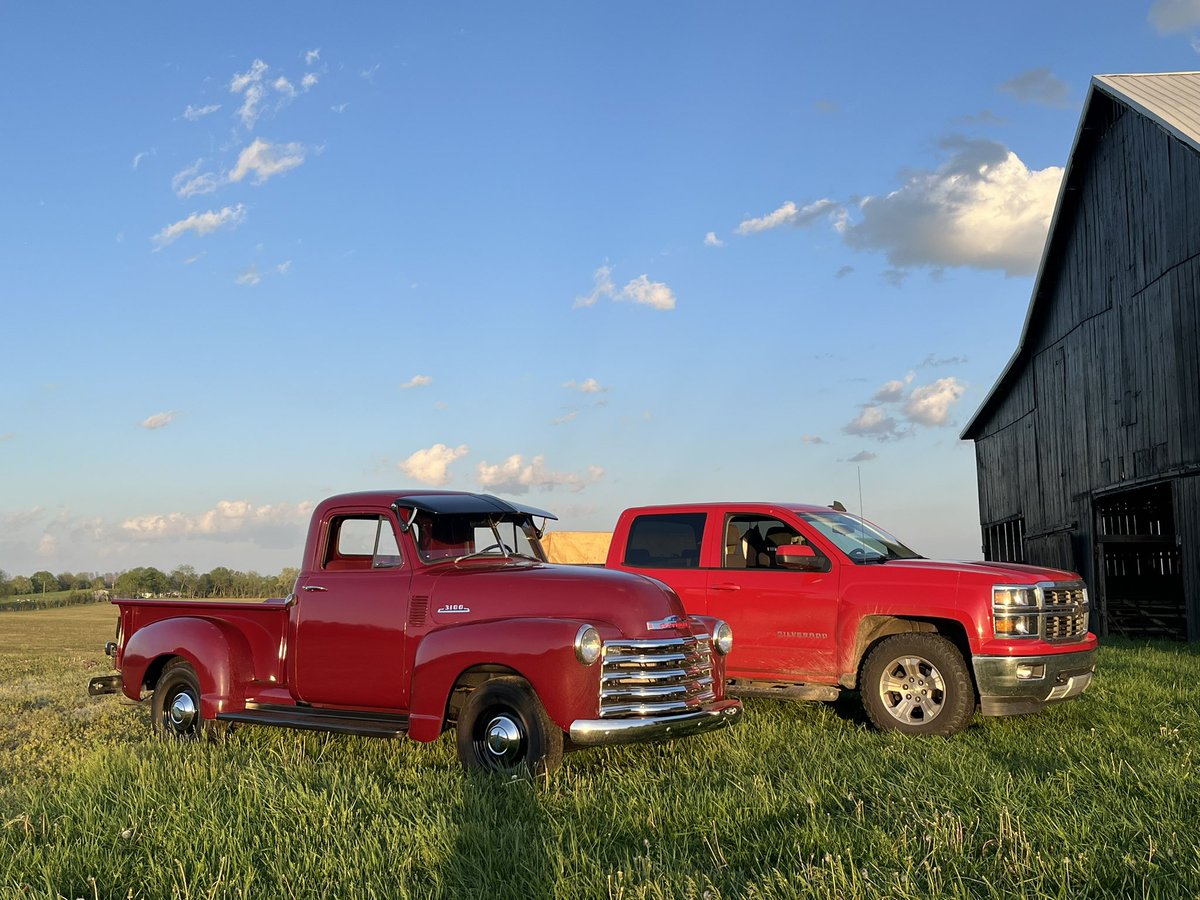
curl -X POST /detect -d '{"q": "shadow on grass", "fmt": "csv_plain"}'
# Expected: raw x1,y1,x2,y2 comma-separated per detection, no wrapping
437,773,553,898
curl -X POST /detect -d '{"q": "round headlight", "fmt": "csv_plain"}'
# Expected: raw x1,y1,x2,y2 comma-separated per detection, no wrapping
713,620,733,655
574,624,602,665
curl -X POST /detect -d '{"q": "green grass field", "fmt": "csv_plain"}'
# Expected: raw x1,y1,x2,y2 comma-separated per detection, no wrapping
1,604,1198,899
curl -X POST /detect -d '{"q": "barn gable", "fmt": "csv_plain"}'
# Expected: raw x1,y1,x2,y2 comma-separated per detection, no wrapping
961,72,1200,640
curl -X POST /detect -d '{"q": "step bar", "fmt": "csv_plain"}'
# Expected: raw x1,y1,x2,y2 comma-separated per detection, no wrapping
217,703,410,738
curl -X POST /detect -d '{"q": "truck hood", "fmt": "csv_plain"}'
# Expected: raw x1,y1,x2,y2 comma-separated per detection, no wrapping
420,562,687,637
880,558,1081,583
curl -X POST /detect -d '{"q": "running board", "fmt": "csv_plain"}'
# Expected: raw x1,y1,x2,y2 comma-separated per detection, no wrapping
217,703,409,738
726,680,841,702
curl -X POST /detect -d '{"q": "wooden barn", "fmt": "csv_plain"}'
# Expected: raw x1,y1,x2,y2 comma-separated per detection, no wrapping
961,72,1200,642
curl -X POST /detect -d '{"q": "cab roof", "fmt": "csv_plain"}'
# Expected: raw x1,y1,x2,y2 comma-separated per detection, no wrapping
318,490,557,520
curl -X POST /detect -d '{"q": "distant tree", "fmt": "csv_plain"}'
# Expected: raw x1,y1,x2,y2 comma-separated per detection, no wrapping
10,576,34,595
170,564,199,598
206,567,235,597
114,566,170,597
30,571,60,594
0,569,10,597
272,567,300,598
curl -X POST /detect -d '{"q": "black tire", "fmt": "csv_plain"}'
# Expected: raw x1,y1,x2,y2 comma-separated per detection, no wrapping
150,658,223,741
860,633,975,737
455,676,564,777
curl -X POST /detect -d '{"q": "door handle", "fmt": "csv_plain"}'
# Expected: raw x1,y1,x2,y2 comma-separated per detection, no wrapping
302,585,328,592
710,583,741,592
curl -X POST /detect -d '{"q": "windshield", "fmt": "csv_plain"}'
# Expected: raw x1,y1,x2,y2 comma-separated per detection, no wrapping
410,513,546,564
797,510,921,563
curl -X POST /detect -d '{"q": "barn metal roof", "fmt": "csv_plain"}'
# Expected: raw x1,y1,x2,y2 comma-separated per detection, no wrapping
960,72,1200,439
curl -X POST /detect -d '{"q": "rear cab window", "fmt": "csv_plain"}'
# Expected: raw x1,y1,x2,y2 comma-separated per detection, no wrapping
623,513,707,568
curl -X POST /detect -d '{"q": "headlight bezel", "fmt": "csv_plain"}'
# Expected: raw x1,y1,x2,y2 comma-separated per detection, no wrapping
712,619,734,655
992,584,1040,639
574,623,603,665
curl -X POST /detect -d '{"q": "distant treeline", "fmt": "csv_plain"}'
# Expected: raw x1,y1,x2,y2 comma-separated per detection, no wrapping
0,565,299,607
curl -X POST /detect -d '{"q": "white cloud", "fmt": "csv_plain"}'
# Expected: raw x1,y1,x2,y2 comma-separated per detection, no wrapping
999,68,1071,108
619,274,676,311
841,138,1062,277
704,231,724,247
574,265,615,309
141,411,177,430
331,102,349,114
872,373,914,403
552,411,579,425
228,138,306,184
230,59,270,129
152,204,247,248
476,455,604,494
273,76,296,98
1149,0,1200,33
236,265,262,286
400,375,433,390
120,499,314,541
800,435,827,445
361,64,380,82
171,160,220,198
231,59,268,92
132,150,152,170
0,506,44,530
903,376,967,426
848,451,878,463
0,433,15,443
302,73,319,91
574,265,676,311
843,405,903,440
563,378,607,393
277,260,292,274
843,373,968,440
305,49,321,65
183,103,221,121
400,443,468,485
736,199,842,234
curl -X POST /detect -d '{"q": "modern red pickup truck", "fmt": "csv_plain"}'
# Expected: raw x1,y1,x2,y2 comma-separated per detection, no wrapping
89,491,741,774
606,502,1096,736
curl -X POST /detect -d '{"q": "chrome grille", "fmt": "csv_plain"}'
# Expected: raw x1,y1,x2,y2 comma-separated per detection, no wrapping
600,635,716,718
1040,581,1089,641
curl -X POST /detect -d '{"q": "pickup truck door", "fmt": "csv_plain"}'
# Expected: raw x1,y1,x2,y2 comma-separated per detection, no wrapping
292,513,412,710
704,512,839,681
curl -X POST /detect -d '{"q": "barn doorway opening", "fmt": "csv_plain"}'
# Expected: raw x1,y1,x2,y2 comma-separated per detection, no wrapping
1094,482,1186,640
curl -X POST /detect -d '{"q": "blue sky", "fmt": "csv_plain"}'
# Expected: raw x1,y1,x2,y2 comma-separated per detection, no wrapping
3,2,1200,576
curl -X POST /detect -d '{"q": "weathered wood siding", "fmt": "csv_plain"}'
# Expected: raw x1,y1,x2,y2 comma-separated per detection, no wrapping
970,93,1200,622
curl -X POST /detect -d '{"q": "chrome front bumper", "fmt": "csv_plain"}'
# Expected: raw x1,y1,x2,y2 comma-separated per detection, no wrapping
974,648,1096,716
568,698,743,747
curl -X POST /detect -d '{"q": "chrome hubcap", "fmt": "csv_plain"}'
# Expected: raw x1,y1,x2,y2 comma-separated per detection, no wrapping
168,692,197,733
878,655,945,723
484,714,523,763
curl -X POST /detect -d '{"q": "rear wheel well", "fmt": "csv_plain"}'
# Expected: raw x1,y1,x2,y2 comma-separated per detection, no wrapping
141,654,181,695
847,616,973,692
445,664,523,728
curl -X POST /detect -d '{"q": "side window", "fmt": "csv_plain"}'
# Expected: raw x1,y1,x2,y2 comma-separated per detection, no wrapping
624,513,706,568
724,514,829,572
326,516,403,570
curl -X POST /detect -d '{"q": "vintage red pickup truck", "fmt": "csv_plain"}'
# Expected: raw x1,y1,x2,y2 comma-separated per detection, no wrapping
605,501,1097,736
88,491,741,774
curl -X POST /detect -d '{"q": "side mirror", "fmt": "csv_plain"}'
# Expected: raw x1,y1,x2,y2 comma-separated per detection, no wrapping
775,544,825,571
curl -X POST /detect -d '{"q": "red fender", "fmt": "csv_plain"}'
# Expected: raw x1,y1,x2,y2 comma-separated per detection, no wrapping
407,618,604,742
122,617,256,719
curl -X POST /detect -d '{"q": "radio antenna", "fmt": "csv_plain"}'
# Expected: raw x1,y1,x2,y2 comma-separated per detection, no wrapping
857,466,866,547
